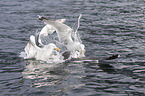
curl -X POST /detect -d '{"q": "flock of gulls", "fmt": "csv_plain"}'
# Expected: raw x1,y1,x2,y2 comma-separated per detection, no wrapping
24,14,86,63
23,14,119,63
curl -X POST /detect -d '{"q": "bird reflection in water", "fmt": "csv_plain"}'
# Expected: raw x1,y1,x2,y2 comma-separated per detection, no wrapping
22,60,85,93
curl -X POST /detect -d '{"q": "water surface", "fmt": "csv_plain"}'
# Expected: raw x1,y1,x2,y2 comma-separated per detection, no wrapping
0,0,145,95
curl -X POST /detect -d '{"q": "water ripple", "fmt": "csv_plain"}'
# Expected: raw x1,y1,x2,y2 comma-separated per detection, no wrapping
1,0,145,95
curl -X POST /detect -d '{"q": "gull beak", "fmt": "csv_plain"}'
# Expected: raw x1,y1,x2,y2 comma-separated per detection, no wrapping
81,50,83,54
54,48,60,51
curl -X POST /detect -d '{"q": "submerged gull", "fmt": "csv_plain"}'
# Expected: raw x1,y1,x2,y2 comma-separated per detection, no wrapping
38,15,85,58
24,35,63,62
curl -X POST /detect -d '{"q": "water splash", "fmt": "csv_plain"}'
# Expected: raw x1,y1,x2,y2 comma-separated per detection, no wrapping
38,15,85,58
21,15,85,63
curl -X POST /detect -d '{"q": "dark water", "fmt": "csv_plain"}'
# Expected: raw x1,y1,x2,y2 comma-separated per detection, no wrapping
1,0,145,95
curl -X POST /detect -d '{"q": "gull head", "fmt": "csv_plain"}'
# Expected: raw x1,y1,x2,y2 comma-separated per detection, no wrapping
71,43,85,58
44,43,60,51
76,43,85,58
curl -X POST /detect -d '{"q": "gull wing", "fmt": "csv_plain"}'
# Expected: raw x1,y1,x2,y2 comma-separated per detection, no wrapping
24,35,42,59
38,15,73,43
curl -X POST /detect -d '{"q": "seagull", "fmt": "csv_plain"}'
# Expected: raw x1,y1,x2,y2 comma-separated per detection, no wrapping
38,15,85,58
24,35,62,62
